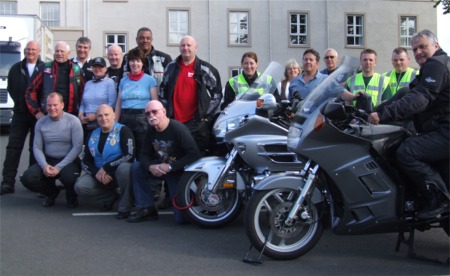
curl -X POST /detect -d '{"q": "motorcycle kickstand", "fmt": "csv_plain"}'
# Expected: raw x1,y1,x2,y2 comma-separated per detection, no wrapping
396,229,449,264
242,241,267,264
395,229,416,258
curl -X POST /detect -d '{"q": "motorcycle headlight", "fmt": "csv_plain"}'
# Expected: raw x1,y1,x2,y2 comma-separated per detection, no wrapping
213,114,250,139
287,126,302,151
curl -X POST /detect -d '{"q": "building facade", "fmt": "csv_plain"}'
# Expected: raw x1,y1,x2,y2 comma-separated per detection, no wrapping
1,0,437,84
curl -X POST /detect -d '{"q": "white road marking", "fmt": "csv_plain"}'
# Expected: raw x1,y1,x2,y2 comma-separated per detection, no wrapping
72,211,173,216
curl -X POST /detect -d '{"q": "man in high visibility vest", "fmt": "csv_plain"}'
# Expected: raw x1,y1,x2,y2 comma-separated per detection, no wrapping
346,48,390,112
382,47,418,101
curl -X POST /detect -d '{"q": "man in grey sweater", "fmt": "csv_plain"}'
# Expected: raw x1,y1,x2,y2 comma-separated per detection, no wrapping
21,92,83,208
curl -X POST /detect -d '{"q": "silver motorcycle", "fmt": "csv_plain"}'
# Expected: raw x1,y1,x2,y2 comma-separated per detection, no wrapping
176,62,303,228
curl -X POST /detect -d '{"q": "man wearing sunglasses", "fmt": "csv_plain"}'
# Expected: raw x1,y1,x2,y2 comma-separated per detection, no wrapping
127,100,201,224
320,48,339,75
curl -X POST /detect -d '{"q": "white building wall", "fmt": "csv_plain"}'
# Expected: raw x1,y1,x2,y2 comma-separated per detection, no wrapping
11,0,437,86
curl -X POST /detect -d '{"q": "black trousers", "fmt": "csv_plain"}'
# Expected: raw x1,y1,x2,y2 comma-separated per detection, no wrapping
119,110,147,159
1,111,36,185
184,119,210,155
20,157,81,200
396,128,450,198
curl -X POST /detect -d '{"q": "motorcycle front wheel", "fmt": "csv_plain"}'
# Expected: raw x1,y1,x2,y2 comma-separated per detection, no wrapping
244,188,323,260
176,171,243,228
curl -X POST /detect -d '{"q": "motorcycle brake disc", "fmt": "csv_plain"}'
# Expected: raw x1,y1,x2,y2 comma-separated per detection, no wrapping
269,202,303,239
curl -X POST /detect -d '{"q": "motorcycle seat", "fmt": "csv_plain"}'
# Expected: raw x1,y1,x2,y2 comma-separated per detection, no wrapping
350,124,410,158
350,124,406,139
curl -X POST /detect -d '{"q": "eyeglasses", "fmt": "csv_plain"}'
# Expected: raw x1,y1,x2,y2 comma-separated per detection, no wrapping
144,109,161,116
325,56,336,60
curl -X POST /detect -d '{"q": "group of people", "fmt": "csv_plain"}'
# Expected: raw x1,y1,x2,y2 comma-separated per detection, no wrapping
0,27,219,224
1,27,448,222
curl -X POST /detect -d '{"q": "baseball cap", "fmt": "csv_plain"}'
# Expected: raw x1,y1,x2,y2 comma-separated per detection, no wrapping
92,57,106,67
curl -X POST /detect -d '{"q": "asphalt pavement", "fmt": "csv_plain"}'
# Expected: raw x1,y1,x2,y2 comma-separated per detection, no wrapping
1,130,449,275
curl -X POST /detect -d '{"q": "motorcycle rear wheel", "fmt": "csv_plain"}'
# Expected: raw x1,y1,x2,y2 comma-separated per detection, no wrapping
176,171,243,228
244,188,323,260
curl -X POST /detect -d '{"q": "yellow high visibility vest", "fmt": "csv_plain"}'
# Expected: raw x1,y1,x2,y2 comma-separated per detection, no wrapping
347,72,389,106
383,67,418,95
228,73,273,95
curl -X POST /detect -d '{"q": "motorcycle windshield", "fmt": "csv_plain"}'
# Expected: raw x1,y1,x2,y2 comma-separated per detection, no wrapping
237,61,284,101
296,56,360,116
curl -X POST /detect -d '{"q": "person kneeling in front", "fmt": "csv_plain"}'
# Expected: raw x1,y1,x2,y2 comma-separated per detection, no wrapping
74,104,135,219
127,100,201,224
21,92,83,208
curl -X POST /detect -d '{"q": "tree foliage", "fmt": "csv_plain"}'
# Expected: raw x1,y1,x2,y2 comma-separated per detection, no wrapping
434,0,450,15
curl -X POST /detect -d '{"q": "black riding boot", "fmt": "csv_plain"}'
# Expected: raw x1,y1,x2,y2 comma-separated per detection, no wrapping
417,183,449,220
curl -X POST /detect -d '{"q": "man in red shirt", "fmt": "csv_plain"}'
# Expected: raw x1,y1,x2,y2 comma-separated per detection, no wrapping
160,36,222,154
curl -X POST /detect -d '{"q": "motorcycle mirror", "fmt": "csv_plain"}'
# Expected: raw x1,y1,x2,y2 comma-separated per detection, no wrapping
256,94,277,111
322,101,347,120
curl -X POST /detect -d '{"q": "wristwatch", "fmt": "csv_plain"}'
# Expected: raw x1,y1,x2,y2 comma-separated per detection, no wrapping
168,164,173,171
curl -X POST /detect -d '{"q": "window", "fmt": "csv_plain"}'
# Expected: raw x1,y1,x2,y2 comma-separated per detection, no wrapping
229,67,243,78
400,16,417,47
228,10,250,46
105,33,127,54
0,1,17,14
40,2,60,27
168,9,189,45
289,12,308,46
346,14,364,47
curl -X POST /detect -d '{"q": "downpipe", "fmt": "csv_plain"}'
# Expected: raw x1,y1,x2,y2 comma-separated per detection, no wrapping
183,147,240,192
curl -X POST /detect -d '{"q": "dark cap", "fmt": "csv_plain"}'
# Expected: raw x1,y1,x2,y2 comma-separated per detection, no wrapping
92,57,106,67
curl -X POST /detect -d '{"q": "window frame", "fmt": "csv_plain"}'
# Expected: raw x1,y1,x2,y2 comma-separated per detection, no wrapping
167,8,190,46
40,1,60,27
288,10,309,48
399,15,417,48
229,66,243,79
345,13,365,48
104,32,128,56
0,1,17,14
227,9,251,47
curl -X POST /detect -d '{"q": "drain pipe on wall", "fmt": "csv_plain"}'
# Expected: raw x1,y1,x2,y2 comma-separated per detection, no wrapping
83,0,88,36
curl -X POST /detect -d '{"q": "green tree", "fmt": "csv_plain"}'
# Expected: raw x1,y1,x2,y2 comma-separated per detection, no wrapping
434,0,450,15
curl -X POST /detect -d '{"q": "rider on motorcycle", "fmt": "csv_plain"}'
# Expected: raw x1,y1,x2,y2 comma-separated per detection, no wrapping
368,29,450,220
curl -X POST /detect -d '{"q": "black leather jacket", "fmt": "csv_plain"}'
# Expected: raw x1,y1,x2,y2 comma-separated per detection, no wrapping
7,58,43,113
160,55,222,121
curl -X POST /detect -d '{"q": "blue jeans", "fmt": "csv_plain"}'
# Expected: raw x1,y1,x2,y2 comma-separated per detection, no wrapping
131,161,186,224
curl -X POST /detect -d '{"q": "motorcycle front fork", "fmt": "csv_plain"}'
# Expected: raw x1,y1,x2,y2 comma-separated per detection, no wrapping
284,161,319,226
208,147,238,193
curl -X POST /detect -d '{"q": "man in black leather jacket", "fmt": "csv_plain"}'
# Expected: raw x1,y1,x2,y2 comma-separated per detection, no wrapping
1,41,43,195
159,35,222,155
368,29,449,219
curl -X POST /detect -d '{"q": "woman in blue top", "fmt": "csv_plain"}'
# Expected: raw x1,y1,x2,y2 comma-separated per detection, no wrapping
78,57,117,141
115,48,158,158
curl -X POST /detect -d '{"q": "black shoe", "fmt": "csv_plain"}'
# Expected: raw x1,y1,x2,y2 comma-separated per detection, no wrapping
116,211,131,220
0,183,15,195
100,194,119,211
42,190,60,207
127,207,158,223
417,201,449,220
66,198,78,208
42,197,56,207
